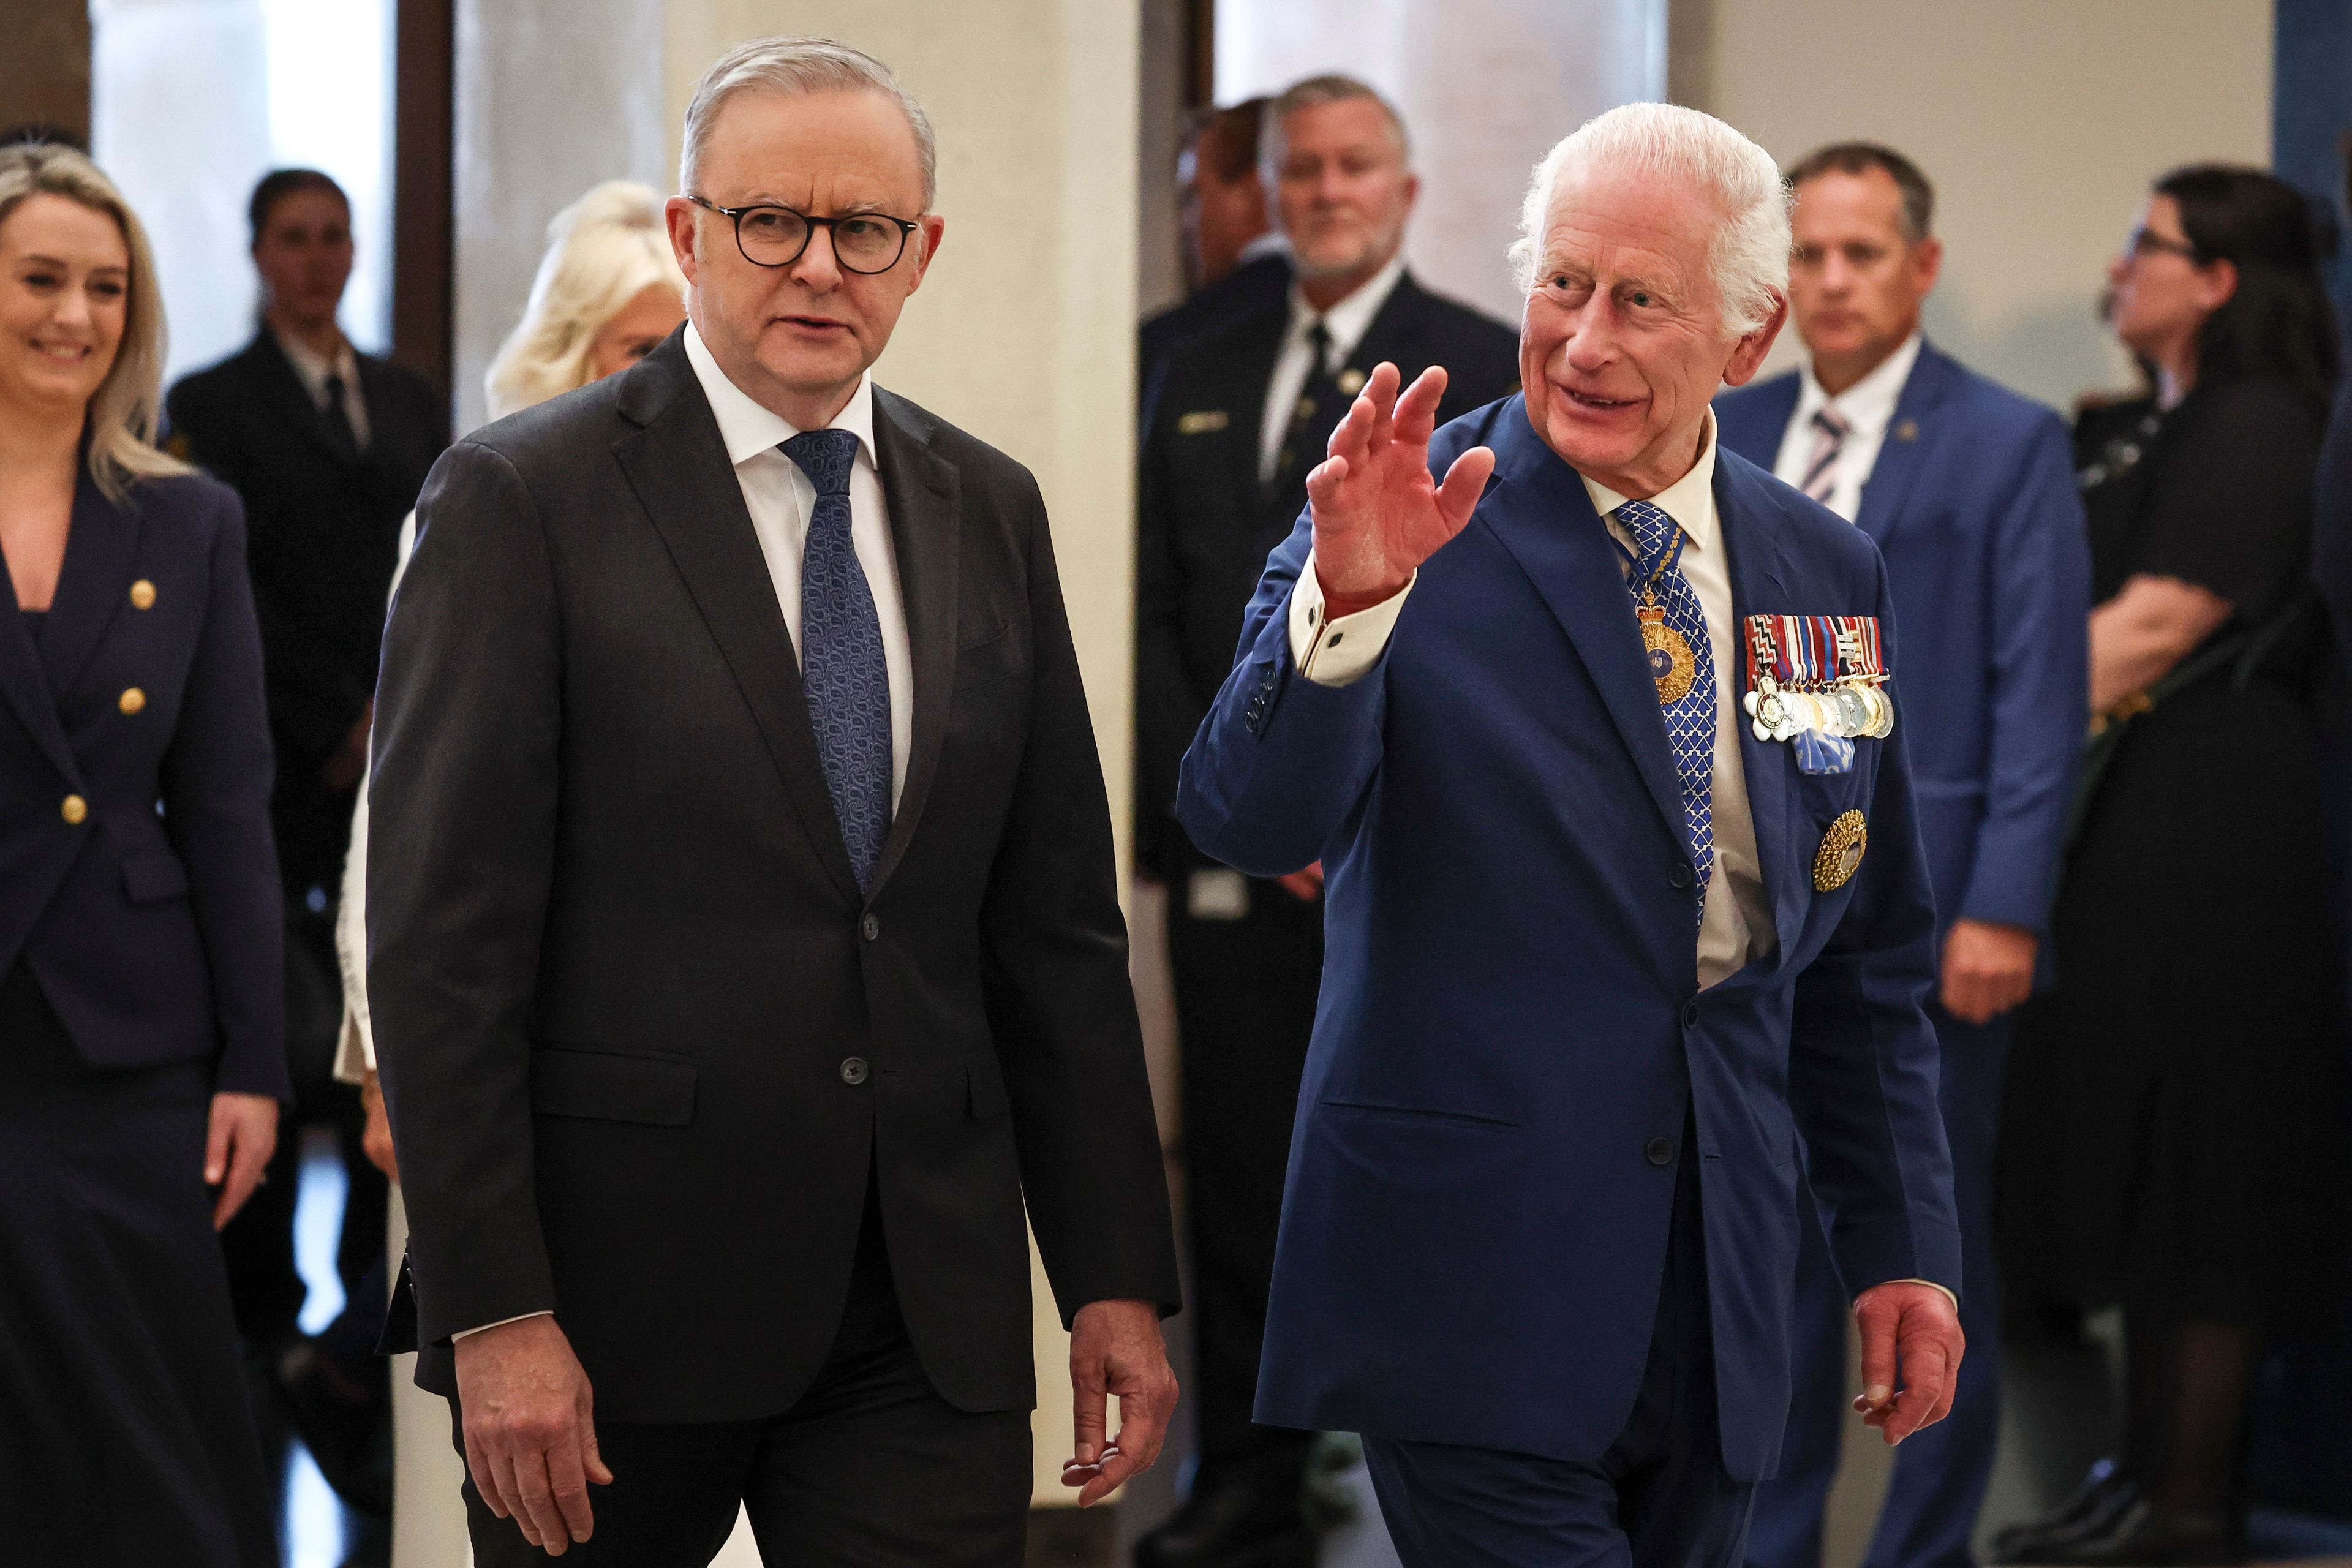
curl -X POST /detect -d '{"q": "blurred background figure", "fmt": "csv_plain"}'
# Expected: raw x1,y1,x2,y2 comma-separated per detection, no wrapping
1999,165,2350,1567
163,164,448,1560
0,140,286,1568
1139,96,1287,428
1719,142,2090,1568
1133,72,1517,1568
329,176,687,1568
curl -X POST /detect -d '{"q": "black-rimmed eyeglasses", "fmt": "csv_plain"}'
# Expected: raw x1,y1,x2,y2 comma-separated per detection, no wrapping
687,196,920,273
2124,224,2199,264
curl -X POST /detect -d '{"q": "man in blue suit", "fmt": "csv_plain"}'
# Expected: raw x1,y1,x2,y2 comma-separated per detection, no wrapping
1715,143,2087,1568
1177,104,1965,1568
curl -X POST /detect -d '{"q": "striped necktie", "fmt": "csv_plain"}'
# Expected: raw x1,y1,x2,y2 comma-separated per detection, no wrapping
1800,407,1848,505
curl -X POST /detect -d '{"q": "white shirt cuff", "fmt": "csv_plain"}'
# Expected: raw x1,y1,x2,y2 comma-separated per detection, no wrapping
1879,1279,1960,1311
1287,557,1415,687
452,1310,552,1341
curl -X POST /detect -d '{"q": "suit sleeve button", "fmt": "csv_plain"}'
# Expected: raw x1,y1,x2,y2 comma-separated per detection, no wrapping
861,914,881,941
61,794,87,825
1645,1136,1676,1166
840,1057,870,1086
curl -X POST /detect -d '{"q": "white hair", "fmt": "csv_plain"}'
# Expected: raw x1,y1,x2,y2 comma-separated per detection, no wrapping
1508,102,1792,336
483,181,687,420
679,36,937,211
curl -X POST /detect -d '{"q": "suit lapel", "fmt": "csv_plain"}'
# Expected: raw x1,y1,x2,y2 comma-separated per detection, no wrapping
1476,413,1687,850
248,334,364,470
1852,344,1955,546
611,340,863,907
1714,455,1805,965
38,470,142,701
0,539,78,787
867,389,960,894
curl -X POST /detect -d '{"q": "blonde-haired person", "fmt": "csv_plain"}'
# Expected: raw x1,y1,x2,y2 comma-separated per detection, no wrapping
0,140,285,1565
484,179,692,420
326,179,684,1568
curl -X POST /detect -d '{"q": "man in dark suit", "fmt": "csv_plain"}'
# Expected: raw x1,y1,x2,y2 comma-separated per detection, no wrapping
1137,97,1289,431
1178,102,1964,1568
369,37,1180,1564
1714,143,2087,1568
1133,72,1517,1568
165,165,447,1535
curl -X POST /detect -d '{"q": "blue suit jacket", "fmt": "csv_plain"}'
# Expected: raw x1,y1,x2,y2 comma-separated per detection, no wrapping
1714,344,2088,937
1176,398,1960,1480
0,467,285,1099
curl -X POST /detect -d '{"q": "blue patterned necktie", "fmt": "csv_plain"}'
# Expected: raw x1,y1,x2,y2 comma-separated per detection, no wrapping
783,429,892,892
1614,499,1715,926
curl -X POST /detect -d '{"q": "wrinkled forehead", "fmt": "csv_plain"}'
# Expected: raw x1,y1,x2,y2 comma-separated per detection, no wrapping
705,87,926,209
1538,170,1718,287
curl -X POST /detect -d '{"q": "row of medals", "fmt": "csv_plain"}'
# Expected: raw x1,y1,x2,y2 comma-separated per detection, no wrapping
1742,673,1894,742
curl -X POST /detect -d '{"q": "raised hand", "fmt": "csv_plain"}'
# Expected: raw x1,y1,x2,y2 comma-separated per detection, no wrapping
1306,361,1495,618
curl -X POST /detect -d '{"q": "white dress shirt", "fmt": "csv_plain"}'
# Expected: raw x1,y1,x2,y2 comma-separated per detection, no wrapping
454,329,913,1341
1257,252,1409,483
274,326,372,451
683,322,913,809
1770,332,1923,522
1289,410,1775,990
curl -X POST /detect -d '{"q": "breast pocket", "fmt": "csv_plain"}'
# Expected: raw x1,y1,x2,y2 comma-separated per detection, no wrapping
952,620,1023,692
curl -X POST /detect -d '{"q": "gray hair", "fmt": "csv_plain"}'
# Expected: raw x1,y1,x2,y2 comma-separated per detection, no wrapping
1261,74,1411,180
1509,102,1792,337
679,36,938,211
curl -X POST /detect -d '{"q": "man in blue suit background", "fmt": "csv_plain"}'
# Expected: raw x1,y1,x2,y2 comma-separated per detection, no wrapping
1178,104,1965,1567
1715,143,2088,1568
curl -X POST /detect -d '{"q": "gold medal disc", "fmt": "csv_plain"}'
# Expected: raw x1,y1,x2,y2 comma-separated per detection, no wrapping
1640,617,1698,704
1812,809,1869,892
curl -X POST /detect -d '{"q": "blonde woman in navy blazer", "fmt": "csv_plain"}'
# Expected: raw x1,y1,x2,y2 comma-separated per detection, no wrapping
0,143,286,1567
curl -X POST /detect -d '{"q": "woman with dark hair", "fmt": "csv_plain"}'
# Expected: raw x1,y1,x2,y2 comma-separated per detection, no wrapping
0,141,284,1565
1997,167,2350,1565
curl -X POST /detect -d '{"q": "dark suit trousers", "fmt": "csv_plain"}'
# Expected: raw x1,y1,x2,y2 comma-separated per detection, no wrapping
1745,1005,2007,1568
1167,869,1323,1479
0,962,279,1568
1362,1117,1754,1568
454,1177,1032,1568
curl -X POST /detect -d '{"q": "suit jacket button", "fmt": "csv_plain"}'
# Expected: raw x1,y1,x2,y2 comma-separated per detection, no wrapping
861,913,880,941
1668,861,1692,888
119,687,146,715
1681,1001,1701,1028
129,579,156,609
1646,1136,1675,1166
840,1057,870,1086
61,794,87,825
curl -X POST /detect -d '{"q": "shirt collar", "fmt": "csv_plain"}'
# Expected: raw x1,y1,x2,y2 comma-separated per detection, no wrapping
1795,330,1923,439
684,320,878,470
273,326,356,401
1580,409,1721,555
1284,251,1409,364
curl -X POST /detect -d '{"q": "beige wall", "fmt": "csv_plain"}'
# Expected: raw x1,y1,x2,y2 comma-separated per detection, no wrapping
1692,0,2274,410
664,1,1144,1510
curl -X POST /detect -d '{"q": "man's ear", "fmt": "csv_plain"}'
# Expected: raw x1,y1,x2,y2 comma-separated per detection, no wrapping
662,197,702,287
1721,289,1790,388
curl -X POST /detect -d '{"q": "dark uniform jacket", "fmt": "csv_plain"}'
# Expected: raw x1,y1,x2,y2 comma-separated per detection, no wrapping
1136,269,1519,875
165,332,446,902
368,331,1180,1421
0,465,286,1098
